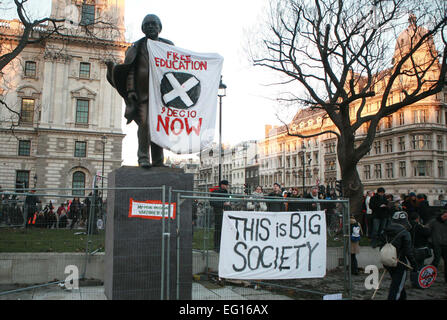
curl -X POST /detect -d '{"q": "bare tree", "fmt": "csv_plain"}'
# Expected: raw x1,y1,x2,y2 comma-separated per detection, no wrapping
251,0,447,212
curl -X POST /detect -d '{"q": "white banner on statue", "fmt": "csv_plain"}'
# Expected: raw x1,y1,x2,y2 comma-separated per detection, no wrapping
147,39,224,154
218,211,327,280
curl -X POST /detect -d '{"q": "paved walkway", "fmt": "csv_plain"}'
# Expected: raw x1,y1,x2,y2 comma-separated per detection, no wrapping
0,283,292,300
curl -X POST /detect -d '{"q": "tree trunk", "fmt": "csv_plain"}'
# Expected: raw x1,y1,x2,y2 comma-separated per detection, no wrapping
337,131,365,219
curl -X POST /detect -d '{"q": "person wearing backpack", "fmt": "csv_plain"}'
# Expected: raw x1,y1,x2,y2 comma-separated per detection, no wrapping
350,216,363,275
377,211,419,300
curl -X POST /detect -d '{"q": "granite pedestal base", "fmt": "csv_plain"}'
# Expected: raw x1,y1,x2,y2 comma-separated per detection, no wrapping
104,166,193,300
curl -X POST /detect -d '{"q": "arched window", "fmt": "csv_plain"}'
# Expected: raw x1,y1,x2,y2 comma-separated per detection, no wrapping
72,171,85,196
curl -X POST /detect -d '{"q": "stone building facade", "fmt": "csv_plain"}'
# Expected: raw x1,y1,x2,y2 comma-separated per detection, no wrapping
0,0,128,198
258,19,447,203
198,140,258,193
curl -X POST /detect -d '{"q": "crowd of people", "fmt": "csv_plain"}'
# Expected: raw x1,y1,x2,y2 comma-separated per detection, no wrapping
359,187,447,299
208,181,447,299
209,180,341,252
0,189,105,234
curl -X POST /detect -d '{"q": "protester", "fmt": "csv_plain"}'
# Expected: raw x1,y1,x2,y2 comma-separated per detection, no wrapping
369,187,390,248
377,211,419,300
323,188,337,228
286,187,302,212
409,212,432,271
416,194,432,224
209,180,231,252
69,197,82,229
428,208,447,283
56,203,67,228
350,216,362,275
266,183,285,212
24,190,41,228
402,192,418,216
305,186,321,211
247,186,267,211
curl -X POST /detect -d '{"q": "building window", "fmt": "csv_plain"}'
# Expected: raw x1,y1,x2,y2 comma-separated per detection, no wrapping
18,140,31,156
74,141,87,157
364,165,371,180
72,171,86,196
398,136,405,151
80,4,95,25
436,110,442,123
399,161,406,177
76,99,89,124
414,160,429,177
385,139,393,153
413,110,427,123
20,98,35,124
384,116,393,129
16,170,29,192
386,163,394,178
374,164,382,179
439,161,445,178
437,135,443,150
79,62,91,78
374,141,381,154
398,112,405,126
412,134,432,150
24,61,36,77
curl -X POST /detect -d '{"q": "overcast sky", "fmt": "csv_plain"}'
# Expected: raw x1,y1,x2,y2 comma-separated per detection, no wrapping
122,0,286,165
4,0,287,165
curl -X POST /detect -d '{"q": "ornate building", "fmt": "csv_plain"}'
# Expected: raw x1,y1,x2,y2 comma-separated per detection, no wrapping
0,0,128,196
258,19,447,202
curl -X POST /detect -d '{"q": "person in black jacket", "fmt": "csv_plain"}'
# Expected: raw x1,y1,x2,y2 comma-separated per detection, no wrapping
266,183,285,212
25,190,41,228
369,187,390,248
377,211,419,300
416,194,432,224
209,180,231,252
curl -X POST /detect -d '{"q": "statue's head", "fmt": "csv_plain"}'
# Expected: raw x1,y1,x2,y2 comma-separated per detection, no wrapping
141,14,162,40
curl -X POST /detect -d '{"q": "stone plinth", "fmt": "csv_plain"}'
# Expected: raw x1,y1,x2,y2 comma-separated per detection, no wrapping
104,166,193,300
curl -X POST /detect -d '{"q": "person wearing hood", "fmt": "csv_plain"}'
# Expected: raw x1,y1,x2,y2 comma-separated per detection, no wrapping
428,208,447,283
377,211,419,300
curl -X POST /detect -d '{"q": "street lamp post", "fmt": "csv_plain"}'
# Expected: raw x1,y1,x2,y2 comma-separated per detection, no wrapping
218,76,227,184
101,135,107,191
301,145,306,196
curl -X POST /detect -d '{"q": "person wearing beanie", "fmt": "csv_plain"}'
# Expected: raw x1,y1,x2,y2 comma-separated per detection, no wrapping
209,180,231,252
377,211,419,300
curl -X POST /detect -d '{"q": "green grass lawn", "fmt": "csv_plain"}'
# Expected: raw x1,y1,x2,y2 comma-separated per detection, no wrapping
0,227,372,253
0,227,105,253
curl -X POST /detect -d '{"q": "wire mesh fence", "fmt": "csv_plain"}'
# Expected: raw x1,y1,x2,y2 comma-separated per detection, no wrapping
181,190,352,300
0,185,352,300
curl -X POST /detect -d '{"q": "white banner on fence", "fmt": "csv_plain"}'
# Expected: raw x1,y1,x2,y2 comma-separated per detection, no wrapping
218,211,326,280
147,39,224,154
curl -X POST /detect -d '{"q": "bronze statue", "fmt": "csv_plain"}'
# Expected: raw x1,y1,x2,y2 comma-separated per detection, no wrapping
106,14,174,168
